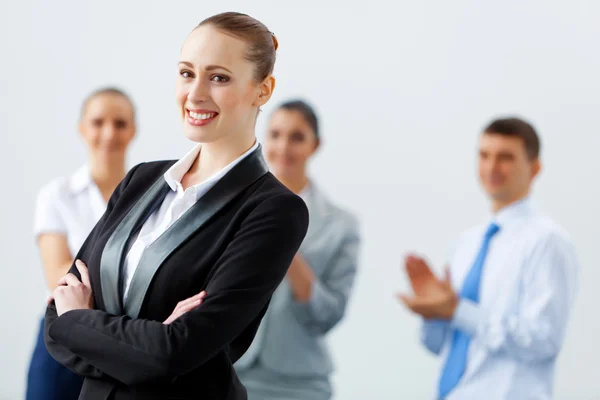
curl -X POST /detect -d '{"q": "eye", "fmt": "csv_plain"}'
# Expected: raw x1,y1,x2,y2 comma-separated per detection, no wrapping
115,120,128,129
92,119,103,128
210,75,229,83
268,130,279,138
180,70,194,79
290,131,306,142
498,153,515,161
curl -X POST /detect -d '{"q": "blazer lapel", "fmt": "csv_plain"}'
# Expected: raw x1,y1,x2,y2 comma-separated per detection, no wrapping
123,147,269,318
100,178,171,315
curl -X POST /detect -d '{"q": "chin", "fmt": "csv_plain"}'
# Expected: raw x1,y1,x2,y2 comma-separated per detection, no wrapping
184,127,218,144
97,149,125,158
488,191,513,203
275,168,299,179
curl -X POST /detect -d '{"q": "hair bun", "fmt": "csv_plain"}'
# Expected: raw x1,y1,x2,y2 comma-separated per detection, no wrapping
271,32,279,51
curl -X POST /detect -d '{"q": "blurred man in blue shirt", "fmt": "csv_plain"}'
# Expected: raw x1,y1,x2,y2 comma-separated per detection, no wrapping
399,117,579,400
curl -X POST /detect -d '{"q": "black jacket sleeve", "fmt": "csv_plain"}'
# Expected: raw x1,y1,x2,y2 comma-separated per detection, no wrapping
44,192,309,386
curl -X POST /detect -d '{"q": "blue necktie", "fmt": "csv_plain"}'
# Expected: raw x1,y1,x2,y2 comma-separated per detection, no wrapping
438,222,500,398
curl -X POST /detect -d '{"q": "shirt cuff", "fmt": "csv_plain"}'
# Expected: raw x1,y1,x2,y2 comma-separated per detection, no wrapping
289,279,332,334
451,298,481,336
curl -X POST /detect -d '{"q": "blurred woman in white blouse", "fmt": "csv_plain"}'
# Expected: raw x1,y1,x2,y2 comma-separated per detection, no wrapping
26,87,136,400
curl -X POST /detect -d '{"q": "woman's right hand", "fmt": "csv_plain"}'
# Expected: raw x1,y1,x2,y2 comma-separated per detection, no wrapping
163,291,206,325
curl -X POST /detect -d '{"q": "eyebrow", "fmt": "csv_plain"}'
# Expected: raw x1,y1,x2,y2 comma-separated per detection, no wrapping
178,61,232,74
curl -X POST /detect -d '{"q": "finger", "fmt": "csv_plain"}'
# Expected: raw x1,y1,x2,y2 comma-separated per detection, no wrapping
405,255,421,277
163,299,203,325
398,294,426,315
396,293,413,306
444,267,452,285
407,296,441,314
406,256,431,277
51,286,65,301
46,295,54,305
174,296,205,316
75,260,91,287
182,291,207,303
404,254,417,270
57,275,68,287
173,293,206,316
414,257,434,275
407,265,436,292
59,273,81,286
174,291,206,311
177,298,204,315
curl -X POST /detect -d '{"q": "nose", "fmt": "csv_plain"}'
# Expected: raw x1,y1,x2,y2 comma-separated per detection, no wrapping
102,124,118,142
485,157,503,176
491,156,502,170
187,79,210,105
273,137,292,154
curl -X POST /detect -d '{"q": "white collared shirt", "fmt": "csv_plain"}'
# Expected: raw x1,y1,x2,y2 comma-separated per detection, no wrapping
121,141,259,301
34,165,107,256
421,197,579,400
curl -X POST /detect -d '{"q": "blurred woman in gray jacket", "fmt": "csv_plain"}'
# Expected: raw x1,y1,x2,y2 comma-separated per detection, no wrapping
235,100,361,400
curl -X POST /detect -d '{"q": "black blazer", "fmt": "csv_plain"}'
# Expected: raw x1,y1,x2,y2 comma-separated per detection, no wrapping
43,148,309,400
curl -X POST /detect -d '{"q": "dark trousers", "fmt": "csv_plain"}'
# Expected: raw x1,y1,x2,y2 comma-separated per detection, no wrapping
26,318,84,400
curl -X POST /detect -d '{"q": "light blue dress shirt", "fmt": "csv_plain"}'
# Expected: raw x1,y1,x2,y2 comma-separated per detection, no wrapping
422,198,579,400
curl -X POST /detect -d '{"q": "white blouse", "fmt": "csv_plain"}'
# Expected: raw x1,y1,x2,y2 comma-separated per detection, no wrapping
121,141,259,301
34,164,107,256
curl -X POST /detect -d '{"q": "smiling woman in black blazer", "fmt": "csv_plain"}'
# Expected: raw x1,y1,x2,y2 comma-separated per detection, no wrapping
43,12,308,400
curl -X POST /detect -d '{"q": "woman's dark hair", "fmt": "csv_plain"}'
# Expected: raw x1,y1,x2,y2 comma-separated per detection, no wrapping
277,99,319,139
80,87,135,119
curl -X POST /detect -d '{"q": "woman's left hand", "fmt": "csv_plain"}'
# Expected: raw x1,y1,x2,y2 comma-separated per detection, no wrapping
51,259,94,316
286,254,315,302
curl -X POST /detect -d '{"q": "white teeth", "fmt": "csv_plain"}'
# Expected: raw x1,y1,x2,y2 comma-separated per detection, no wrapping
189,111,216,120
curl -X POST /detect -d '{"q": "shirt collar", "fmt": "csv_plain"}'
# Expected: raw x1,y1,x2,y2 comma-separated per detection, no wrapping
69,164,94,194
163,140,260,199
490,196,535,228
297,181,311,202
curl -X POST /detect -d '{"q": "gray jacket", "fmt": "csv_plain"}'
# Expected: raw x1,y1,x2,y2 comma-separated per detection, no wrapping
235,184,360,377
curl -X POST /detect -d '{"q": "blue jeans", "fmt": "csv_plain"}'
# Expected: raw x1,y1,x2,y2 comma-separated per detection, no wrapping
26,318,83,400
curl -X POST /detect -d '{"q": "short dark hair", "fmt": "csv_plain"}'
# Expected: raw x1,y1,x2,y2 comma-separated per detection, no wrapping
276,99,319,139
483,117,540,159
81,87,135,119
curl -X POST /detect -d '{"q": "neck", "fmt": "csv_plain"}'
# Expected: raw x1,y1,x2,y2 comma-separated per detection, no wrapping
189,134,256,183
276,171,309,194
491,190,530,213
89,153,128,200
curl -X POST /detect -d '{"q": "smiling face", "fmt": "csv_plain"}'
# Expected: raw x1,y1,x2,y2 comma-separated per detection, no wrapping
478,132,540,208
264,108,319,180
79,93,135,159
175,25,274,145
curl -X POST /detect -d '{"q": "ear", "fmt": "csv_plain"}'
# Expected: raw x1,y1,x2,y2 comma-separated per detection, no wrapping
130,121,138,141
313,137,321,152
254,76,276,108
531,157,542,179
